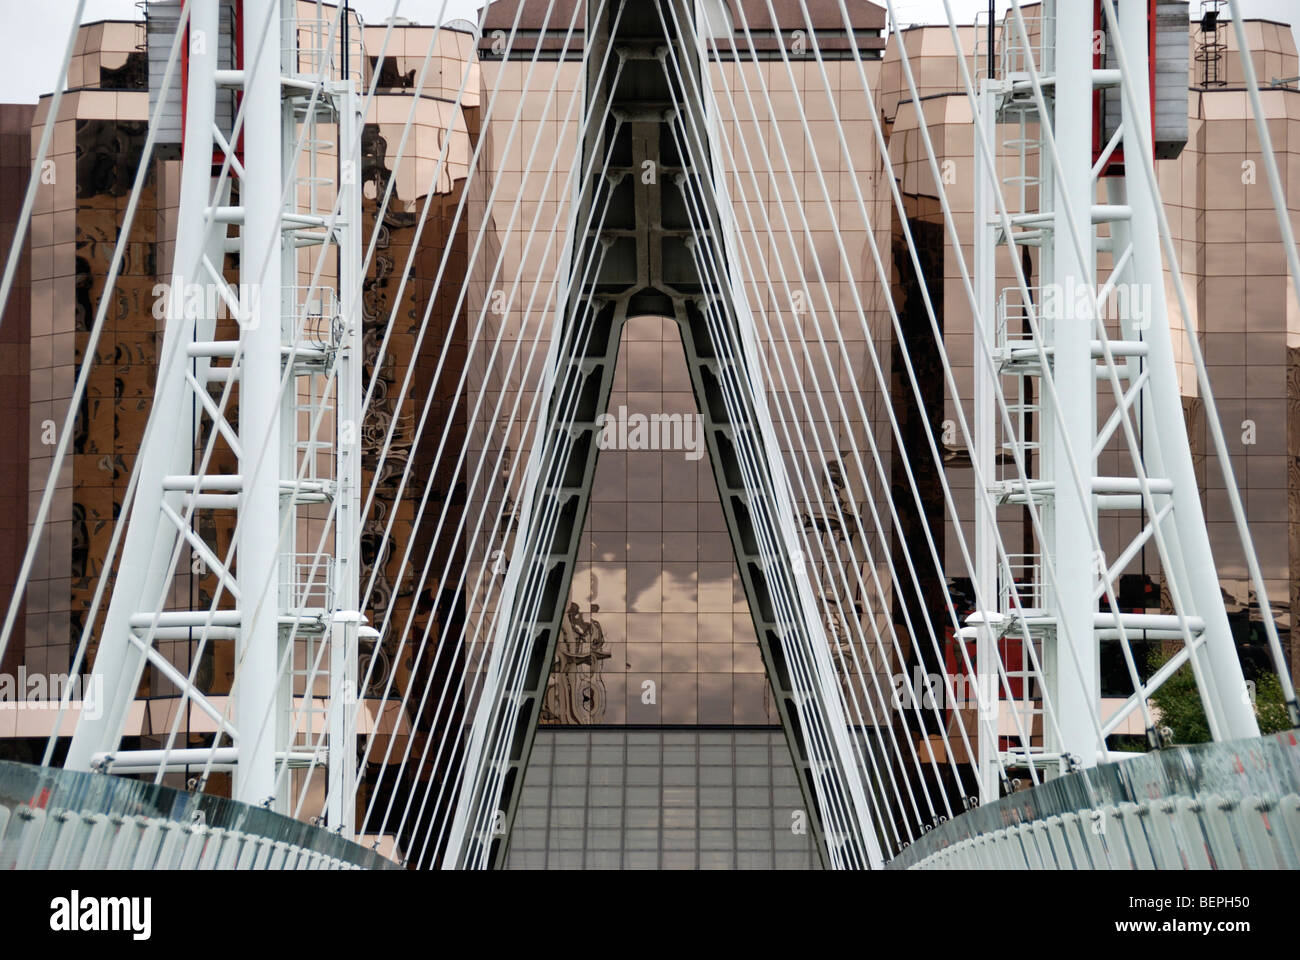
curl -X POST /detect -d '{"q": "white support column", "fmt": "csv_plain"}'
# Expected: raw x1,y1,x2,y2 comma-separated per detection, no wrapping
971,79,1000,803
1116,0,1257,738
1048,0,1099,766
236,0,284,807
328,77,364,838
328,613,359,836
65,0,221,770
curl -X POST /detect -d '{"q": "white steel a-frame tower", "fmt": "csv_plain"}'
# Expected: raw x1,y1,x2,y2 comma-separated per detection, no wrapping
65,0,367,832
969,0,1266,796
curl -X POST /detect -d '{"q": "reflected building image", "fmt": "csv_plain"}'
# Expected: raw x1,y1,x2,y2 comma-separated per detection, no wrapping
0,0,1297,869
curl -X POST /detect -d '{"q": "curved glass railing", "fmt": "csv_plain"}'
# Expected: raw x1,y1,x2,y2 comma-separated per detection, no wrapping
0,760,398,870
888,731,1300,869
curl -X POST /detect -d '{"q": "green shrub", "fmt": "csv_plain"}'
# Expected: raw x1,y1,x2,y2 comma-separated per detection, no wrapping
1146,649,1290,745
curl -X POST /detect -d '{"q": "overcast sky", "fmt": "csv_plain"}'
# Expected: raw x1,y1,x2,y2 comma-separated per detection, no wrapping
2,0,1299,103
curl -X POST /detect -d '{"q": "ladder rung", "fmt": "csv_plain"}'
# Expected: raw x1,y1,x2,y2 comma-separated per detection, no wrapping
181,493,241,510
163,475,243,492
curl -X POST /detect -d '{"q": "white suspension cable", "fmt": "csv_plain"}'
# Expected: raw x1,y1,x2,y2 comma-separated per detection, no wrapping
655,27,929,845
667,134,906,855
341,2,621,837
646,31,884,860
675,0,1003,814
685,0,1041,801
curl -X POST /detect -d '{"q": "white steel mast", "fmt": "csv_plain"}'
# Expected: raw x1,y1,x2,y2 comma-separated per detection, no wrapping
970,0,1258,790
66,0,366,833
